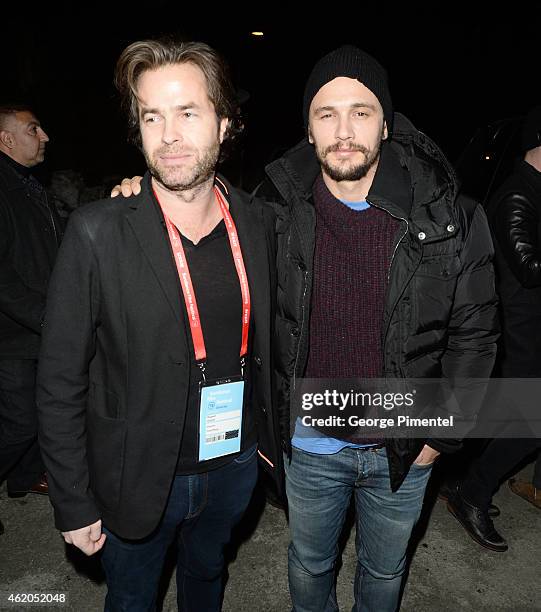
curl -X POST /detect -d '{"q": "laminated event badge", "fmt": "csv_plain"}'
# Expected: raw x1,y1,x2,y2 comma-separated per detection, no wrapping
198,375,244,460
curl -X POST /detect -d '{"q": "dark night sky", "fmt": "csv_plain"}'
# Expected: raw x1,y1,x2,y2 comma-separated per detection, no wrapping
2,4,540,189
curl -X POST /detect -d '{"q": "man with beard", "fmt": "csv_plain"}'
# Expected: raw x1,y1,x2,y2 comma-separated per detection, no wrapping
111,45,499,610
36,39,281,611
258,45,498,611
0,105,56,535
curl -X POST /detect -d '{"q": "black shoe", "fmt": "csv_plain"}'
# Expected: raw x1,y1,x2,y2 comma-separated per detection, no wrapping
446,485,508,552
7,473,49,498
438,480,500,517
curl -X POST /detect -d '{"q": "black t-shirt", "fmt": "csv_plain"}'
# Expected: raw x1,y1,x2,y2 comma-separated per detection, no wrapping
151,193,256,474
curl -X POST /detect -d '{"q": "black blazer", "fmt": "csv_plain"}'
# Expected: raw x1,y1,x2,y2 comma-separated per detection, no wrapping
37,174,281,539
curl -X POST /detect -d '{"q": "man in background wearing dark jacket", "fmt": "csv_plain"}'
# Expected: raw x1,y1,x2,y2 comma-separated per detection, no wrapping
446,106,541,551
260,46,498,611
0,105,58,533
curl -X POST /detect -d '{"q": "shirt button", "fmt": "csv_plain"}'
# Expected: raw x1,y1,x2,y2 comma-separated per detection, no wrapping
291,327,300,337
418,232,426,241
447,224,455,232
254,355,262,367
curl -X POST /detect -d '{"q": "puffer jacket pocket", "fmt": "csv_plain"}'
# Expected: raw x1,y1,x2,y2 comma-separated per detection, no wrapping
414,255,460,332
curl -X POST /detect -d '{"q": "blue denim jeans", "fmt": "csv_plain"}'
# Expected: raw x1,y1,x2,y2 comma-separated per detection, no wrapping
285,446,433,612
100,443,258,612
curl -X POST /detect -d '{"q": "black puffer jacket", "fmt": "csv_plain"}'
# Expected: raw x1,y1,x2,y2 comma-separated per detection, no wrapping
260,113,499,491
487,160,541,377
0,153,63,358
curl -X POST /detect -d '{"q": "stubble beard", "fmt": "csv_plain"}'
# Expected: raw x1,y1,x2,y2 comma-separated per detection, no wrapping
26,146,46,168
145,141,221,193
316,140,382,182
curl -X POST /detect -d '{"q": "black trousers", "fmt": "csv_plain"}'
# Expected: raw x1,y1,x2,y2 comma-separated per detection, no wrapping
534,452,541,489
461,437,541,509
0,359,44,490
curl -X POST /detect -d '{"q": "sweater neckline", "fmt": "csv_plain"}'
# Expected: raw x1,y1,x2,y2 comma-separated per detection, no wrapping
313,173,382,228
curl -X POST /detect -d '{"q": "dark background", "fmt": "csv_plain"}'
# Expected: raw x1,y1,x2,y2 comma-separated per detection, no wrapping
2,4,540,190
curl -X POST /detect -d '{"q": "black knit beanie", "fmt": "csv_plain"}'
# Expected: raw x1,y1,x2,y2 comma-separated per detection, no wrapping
521,106,541,152
303,45,393,135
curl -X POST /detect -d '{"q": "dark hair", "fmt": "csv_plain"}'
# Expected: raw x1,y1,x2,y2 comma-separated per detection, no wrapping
114,38,242,159
0,103,35,131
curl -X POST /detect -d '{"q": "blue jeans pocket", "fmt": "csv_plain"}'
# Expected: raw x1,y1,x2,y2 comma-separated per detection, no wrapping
233,443,258,464
410,460,435,470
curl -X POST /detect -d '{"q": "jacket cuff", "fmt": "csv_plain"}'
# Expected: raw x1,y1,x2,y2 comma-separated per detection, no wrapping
53,502,100,533
426,438,463,454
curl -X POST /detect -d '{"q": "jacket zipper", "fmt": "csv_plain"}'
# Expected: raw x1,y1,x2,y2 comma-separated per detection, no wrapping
366,198,409,280
366,198,410,374
44,193,59,246
287,196,314,392
292,269,308,391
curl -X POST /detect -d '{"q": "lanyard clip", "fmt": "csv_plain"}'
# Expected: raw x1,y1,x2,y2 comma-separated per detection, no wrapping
240,355,246,378
197,361,207,384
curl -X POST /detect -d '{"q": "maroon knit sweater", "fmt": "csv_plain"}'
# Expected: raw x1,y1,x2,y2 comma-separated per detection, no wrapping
305,174,400,380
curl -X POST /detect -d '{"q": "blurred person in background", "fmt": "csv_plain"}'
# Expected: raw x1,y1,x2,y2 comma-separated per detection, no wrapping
446,106,541,552
0,104,59,535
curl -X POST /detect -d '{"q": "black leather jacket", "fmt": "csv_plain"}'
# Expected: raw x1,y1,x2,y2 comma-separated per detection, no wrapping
260,114,499,491
0,153,63,358
487,160,541,376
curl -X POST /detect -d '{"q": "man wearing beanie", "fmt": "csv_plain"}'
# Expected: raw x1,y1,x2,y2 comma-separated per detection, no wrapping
259,45,498,611
446,106,541,552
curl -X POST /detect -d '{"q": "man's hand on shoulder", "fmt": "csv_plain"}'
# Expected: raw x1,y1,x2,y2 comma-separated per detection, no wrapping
62,519,106,556
110,176,143,198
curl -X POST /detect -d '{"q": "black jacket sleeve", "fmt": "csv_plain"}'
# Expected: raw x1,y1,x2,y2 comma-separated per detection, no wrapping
430,202,499,454
493,193,541,288
36,210,101,532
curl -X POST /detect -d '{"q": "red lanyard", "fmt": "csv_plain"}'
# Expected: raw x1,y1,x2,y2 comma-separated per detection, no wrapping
154,184,251,370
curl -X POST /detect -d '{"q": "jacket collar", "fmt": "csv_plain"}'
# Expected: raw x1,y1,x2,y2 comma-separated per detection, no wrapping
367,141,412,218
0,151,34,190
517,158,541,191
0,150,32,176
265,138,320,203
123,173,184,325
265,112,459,242
123,172,270,355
